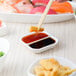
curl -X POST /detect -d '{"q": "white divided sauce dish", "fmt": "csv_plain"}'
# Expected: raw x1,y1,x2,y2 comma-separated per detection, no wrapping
27,56,76,76
0,38,9,72
21,31,58,53
0,22,8,36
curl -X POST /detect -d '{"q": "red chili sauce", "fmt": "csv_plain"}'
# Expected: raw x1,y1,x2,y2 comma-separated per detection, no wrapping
22,33,48,43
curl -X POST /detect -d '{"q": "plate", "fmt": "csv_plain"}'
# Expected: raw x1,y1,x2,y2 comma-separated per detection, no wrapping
27,56,76,76
0,1,76,23
0,13,74,23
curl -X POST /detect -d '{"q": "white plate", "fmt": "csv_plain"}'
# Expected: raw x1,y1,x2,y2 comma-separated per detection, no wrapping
0,38,9,72
27,56,76,76
0,13,74,23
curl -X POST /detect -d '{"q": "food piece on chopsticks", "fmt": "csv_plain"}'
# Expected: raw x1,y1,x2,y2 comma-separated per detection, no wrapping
34,58,76,76
30,26,44,32
30,0,57,32
30,6,57,14
51,1,73,13
32,0,49,6
13,0,34,13
0,2,17,13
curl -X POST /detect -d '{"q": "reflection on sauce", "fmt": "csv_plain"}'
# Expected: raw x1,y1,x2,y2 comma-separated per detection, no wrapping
22,33,48,43
29,37,55,49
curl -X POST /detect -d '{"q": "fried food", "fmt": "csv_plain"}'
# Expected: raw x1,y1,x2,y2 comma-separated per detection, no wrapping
30,26,44,32
34,58,76,76
39,58,60,70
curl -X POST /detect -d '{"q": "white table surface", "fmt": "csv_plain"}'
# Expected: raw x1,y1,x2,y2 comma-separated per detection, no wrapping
0,17,76,76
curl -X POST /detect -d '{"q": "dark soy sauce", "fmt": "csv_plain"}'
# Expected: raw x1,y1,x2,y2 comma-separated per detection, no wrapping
29,37,55,49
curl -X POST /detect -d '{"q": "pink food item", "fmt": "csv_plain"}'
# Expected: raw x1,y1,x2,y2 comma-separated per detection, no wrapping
30,6,57,14
0,2,17,13
0,20,2,27
32,0,49,6
13,0,34,13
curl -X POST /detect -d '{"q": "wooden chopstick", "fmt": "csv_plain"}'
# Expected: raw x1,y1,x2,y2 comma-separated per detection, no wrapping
37,0,54,31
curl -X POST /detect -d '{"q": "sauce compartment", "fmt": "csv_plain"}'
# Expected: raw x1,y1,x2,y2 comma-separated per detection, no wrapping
22,32,48,44
21,31,58,53
29,37,56,49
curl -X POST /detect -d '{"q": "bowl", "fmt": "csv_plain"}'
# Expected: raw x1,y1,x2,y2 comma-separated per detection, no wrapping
27,56,76,76
0,38,9,72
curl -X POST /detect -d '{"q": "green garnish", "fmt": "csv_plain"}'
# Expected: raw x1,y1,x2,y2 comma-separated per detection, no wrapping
0,51,4,57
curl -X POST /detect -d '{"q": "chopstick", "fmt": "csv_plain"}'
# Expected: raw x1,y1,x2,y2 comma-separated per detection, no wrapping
37,0,54,31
